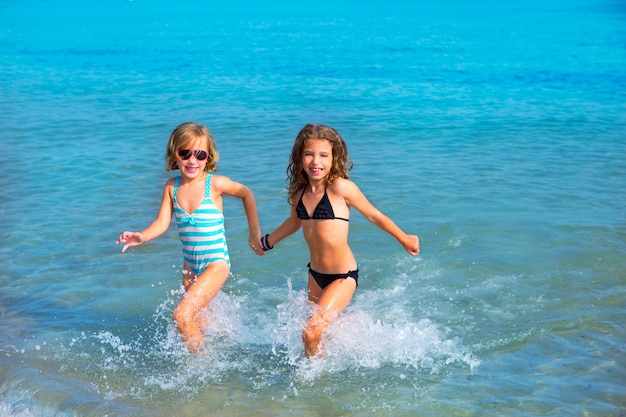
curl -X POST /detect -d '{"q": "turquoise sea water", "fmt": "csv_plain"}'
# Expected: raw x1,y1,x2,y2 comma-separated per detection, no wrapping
1,0,625,416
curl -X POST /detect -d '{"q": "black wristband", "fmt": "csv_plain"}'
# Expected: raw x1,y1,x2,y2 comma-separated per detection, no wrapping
261,234,273,251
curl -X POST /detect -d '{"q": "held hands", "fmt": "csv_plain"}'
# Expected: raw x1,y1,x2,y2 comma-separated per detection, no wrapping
116,231,145,253
248,231,266,256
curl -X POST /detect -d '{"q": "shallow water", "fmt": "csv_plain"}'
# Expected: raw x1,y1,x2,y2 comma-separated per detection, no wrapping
1,0,625,416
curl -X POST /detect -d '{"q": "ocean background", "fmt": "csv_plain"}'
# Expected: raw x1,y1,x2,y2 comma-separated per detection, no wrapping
1,0,625,415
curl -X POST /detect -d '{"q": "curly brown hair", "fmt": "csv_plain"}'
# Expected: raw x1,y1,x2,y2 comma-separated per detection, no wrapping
165,122,219,172
286,124,353,205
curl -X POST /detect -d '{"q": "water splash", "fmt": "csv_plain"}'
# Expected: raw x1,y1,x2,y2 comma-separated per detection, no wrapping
273,278,480,383
1,274,479,415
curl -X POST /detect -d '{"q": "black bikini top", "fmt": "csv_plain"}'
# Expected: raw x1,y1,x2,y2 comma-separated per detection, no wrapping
296,187,349,222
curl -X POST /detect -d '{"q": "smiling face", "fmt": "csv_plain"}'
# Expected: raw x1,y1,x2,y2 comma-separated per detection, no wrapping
286,124,353,205
165,122,220,173
177,136,209,180
301,139,333,183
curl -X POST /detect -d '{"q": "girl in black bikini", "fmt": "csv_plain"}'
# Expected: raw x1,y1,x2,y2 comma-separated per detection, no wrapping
257,123,420,358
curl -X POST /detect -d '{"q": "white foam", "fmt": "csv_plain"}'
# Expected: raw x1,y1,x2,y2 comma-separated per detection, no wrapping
271,278,480,382
16,271,478,402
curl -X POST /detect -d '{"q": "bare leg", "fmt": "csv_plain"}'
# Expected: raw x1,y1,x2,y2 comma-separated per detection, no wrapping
173,260,230,352
303,275,357,358
181,267,211,329
182,266,195,291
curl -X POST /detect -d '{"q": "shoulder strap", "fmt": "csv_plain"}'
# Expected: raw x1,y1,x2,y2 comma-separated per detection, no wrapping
205,174,212,198
173,176,181,197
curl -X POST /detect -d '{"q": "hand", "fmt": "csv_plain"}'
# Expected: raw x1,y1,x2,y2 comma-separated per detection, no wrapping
403,234,420,256
248,232,266,256
116,231,145,253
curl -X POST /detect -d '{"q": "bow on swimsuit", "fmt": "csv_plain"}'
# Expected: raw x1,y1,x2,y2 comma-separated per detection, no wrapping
296,187,359,288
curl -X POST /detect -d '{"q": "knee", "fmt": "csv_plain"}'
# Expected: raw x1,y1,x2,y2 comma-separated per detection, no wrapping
173,303,194,329
302,314,328,353
302,324,322,347
302,326,323,358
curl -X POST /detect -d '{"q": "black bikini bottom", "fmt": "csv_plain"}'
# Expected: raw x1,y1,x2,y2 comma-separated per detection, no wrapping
307,263,359,289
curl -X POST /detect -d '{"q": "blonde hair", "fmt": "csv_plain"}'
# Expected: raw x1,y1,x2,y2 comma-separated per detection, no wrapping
286,123,352,205
165,122,219,172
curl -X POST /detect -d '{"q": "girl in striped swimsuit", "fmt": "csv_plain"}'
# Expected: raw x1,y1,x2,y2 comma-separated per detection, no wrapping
117,122,264,352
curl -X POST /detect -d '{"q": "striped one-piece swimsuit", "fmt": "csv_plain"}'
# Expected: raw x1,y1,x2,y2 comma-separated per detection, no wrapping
173,175,230,276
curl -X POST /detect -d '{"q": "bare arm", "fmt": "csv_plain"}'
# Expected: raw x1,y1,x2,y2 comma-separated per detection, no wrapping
264,204,302,250
342,180,420,255
214,175,264,256
116,180,174,252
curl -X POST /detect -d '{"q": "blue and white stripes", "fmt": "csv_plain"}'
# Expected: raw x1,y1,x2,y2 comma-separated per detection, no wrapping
173,175,230,275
